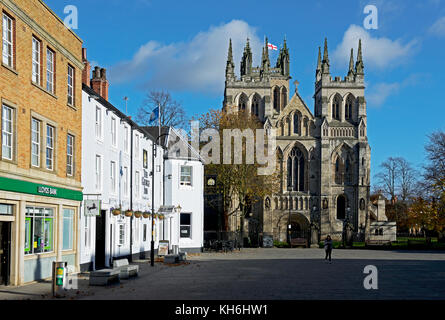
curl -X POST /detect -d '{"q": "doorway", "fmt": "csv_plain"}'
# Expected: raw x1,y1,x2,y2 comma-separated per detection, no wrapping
0,222,11,286
337,195,346,220
95,210,106,269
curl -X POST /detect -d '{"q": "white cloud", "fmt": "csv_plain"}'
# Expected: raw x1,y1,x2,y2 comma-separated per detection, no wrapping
332,24,418,70
109,20,262,94
367,74,426,107
429,16,445,37
367,82,400,107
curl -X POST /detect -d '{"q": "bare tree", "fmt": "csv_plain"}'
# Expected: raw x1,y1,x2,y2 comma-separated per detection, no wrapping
375,157,399,201
375,157,418,202
397,158,419,202
423,130,445,195
136,90,187,129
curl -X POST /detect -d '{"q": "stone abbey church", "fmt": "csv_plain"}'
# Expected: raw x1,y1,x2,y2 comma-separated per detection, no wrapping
222,37,387,244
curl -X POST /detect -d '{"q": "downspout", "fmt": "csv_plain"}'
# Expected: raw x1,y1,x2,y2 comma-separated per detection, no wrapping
129,124,133,262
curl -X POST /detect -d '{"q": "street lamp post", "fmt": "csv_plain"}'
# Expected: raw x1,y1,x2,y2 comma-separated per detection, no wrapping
151,133,170,267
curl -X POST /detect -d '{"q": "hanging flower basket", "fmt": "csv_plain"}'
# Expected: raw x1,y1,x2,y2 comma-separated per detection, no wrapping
143,212,150,219
158,214,165,220
124,210,133,217
112,208,121,216
134,211,142,218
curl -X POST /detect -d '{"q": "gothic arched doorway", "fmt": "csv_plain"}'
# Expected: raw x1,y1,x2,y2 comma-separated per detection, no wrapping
337,194,346,220
287,213,310,247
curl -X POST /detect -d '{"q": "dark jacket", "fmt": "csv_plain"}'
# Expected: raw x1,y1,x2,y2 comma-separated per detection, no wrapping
324,239,333,251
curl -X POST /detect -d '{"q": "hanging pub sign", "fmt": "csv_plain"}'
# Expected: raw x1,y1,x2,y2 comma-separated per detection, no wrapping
84,200,101,216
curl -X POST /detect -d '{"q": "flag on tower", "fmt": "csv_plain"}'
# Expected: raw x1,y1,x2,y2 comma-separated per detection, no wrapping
267,43,277,50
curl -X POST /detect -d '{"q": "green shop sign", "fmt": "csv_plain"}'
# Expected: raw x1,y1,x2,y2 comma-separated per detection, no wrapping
0,176,82,201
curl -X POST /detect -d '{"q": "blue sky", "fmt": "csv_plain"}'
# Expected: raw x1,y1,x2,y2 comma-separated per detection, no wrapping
46,0,445,182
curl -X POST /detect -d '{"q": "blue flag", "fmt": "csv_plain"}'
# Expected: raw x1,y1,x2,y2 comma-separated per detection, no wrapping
149,106,159,124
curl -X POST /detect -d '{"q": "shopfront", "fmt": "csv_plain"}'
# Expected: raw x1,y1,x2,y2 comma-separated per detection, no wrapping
0,177,82,286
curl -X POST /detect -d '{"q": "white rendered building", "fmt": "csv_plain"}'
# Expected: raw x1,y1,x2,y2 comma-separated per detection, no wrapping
80,53,165,270
145,127,204,253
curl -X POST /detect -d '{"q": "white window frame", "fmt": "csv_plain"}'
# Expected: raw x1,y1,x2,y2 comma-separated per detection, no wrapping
123,166,128,196
135,171,140,198
95,154,102,191
118,223,125,246
66,134,74,176
32,37,41,84
180,165,193,186
2,104,13,160
31,118,40,167
180,212,192,239
46,48,54,93
84,216,90,249
134,219,140,244
124,125,129,154
46,124,54,170
67,64,74,105
110,161,116,194
2,13,13,67
111,116,117,147
95,106,102,139
134,133,140,160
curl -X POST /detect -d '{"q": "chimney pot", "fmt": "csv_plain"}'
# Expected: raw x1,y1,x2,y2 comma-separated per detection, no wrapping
100,68,107,80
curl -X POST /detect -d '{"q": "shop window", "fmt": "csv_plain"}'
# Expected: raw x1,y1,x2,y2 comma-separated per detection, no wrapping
0,204,13,215
25,207,54,255
63,208,74,251
180,213,191,238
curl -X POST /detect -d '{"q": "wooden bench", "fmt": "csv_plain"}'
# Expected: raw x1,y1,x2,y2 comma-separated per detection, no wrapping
89,268,120,286
113,259,139,279
290,238,308,248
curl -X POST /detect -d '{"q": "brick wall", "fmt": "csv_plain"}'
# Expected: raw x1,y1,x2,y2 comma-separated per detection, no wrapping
0,0,83,189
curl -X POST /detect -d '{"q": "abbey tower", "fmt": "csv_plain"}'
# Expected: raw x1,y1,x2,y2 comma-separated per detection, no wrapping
222,37,372,243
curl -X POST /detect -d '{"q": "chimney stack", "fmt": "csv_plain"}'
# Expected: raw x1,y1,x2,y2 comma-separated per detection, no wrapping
82,48,91,87
91,66,109,101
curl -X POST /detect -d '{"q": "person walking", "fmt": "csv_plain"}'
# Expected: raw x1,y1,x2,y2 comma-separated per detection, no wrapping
324,235,333,263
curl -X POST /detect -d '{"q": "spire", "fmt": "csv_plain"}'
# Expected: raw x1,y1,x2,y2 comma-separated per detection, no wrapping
321,38,330,74
240,37,252,76
355,39,364,75
226,38,235,78
227,38,233,64
261,36,270,72
347,48,355,77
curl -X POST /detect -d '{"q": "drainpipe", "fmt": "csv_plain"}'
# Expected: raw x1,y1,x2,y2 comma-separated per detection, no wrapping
129,124,133,262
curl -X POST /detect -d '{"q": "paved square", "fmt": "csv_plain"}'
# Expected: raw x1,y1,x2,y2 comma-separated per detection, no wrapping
1,248,445,300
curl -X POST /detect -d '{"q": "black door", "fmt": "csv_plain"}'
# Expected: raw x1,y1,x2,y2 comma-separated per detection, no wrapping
0,222,11,286
95,210,106,269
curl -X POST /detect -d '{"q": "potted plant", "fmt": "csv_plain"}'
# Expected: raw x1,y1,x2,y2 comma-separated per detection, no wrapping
143,212,150,219
112,207,122,216
134,211,142,218
124,210,133,217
